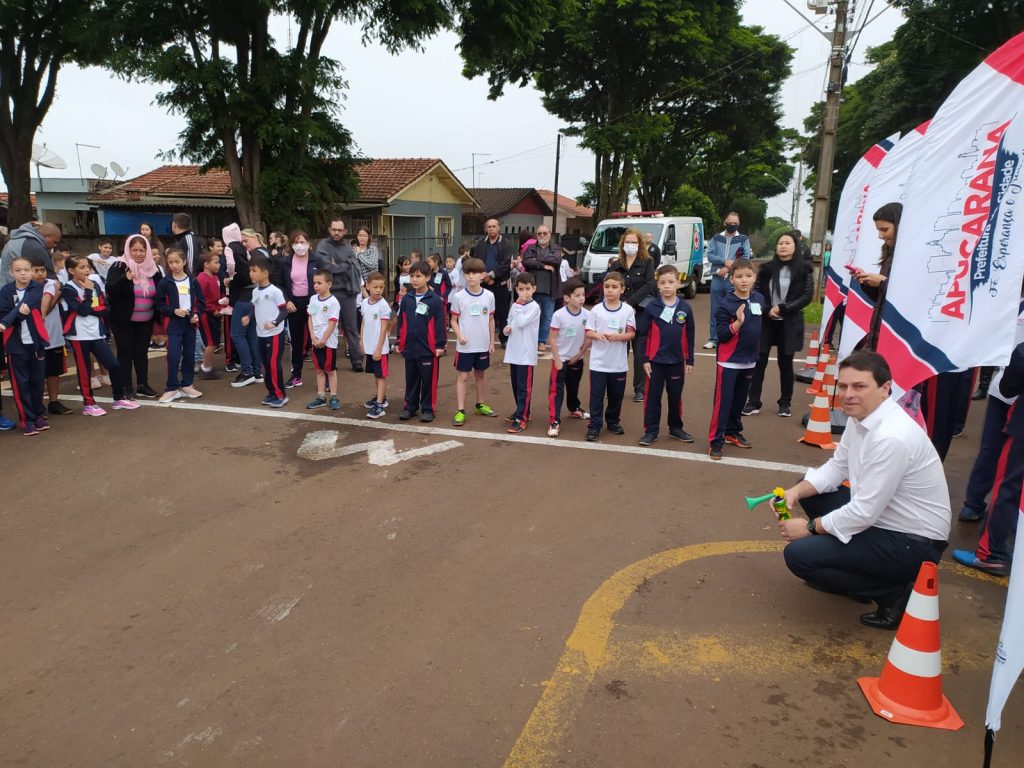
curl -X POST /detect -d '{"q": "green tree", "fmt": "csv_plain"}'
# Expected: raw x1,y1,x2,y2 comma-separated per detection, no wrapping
666,184,717,230
0,1,99,228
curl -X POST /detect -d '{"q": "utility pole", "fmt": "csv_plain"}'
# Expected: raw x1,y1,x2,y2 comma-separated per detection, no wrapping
809,0,849,295
791,159,803,229
551,133,562,240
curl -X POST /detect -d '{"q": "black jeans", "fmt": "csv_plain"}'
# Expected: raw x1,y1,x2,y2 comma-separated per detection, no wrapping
110,318,153,392
784,488,946,607
747,321,794,409
286,296,310,378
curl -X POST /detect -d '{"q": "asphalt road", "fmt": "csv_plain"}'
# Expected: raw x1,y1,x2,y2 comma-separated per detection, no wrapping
1,292,1018,767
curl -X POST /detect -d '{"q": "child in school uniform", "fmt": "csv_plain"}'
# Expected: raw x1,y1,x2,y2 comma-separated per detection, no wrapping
0,254,49,435
31,260,72,416
584,271,636,442
449,257,498,426
396,261,447,422
546,277,591,437
306,269,341,411
708,258,765,460
196,249,225,380
446,253,465,296
250,254,290,407
503,272,541,433
155,248,204,403
360,272,392,419
635,264,696,446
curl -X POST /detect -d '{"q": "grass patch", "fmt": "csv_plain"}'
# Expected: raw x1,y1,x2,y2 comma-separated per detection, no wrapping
803,300,823,325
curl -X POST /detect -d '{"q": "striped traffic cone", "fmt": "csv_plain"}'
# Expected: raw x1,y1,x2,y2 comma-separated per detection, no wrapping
819,352,839,406
805,343,830,395
858,562,963,730
804,330,820,369
798,391,836,450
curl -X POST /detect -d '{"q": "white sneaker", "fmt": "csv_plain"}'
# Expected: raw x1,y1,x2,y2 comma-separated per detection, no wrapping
702,340,717,349
91,376,103,389
547,422,560,437
98,375,112,386
158,390,183,404
179,386,203,399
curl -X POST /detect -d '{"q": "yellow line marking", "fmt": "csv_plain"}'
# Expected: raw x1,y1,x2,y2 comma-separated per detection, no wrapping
503,540,1005,768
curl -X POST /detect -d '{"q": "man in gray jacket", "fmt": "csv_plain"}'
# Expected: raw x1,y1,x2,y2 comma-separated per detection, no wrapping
1,221,61,285
520,226,562,349
314,218,364,371
704,211,750,349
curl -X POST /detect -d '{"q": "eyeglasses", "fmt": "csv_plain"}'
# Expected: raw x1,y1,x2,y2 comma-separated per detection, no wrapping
537,231,550,235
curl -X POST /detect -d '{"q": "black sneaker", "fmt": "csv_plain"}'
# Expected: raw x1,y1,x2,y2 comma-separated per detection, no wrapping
709,444,723,461
225,363,240,373
135,384,159,398
668,428,694,443
231,372,256,388
420,411,435,423
778,405,792,418
632,390,644,402
48,400,73,416
638,432,657,446
725,433,752,449
741,403,760,416
607,422,625,435
585,428,600,442
399,409,417,420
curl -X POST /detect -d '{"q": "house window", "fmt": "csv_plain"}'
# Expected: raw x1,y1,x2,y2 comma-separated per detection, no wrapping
435,216,454,243
351,216,373,235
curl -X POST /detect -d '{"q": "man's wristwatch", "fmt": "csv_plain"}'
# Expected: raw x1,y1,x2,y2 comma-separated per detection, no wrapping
806,519,819,535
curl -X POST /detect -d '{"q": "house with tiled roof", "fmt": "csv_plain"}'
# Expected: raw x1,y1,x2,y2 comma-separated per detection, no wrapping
536,189,595,238
462,187,552,238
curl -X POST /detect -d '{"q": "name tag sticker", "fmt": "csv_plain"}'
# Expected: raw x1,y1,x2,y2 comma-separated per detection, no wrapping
470,303,482,316
91,295,100,308
749,302,762,316
433,274,442,284
415,302,429,315
659,306,674,323
177,283,190,295
564,326,577,338
607,318,621,331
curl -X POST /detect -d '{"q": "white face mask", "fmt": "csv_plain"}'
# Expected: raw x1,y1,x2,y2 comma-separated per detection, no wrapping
623,243,639,256
292,242,309,256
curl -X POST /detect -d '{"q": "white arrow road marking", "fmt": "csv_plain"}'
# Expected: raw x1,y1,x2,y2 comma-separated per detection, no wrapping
297,430,463,466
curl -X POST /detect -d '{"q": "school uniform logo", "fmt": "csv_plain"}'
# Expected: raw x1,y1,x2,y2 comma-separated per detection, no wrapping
675,311,687,324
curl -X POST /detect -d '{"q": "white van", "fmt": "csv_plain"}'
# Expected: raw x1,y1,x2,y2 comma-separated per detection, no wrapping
580,213,705,298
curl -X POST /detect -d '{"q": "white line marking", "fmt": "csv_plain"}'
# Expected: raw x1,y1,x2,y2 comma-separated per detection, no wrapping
297,429,463,466
66,396,812,475
258,597,301,623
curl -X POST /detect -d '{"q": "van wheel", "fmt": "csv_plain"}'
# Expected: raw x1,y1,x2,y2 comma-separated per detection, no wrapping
683,275,697,300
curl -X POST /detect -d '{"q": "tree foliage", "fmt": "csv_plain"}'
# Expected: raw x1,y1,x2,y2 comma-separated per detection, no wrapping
802,0,1024,226
462,0,793,222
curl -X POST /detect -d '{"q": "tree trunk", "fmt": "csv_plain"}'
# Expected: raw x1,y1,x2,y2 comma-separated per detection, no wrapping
0,143,34,228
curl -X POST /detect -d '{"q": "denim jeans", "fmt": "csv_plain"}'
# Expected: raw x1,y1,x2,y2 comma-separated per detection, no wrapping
230,301,262,376
536,293,555,344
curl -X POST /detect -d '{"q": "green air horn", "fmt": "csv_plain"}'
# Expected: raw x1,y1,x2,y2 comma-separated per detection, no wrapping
745,492,776,511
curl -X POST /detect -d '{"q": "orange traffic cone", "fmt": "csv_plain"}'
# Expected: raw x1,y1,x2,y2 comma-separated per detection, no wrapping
806,343,830,395
798,391,836,450
819,352,840,406
804,330,820,369
858,562,964,731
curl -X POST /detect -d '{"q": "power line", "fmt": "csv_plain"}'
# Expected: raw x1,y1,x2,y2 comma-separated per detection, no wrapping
450,141,556,173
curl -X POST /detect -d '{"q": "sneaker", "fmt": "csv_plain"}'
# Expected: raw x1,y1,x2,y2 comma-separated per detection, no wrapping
98,375,111,386
632,390,644,402
547,420,560,437
741,403,760,416
285,376,302,389
158,390,182,404
668,428,695,443
638,432,658,446
702,340,717,349
503,413,518,424
709,444,723,460
952,428,965,438
261,395,275,406
91,376,103,390
365,396,389,409
48,401,73,416
34,417,50,431
179,386,203,399
225,363,240,373
253,374,265,384
958,506,985,523
506,419,527,434
111,399,140,410
306,395,328,409
420,411,435,423
0,415,15,430
778,405,792,418
199,368,222,380
725,433,752,449
453,409,466,426
607,422,625,435
135,384,159,398
474,403,497,417
567,409,590,420
22,423,39,436
268,396,288,408
951,549,1009,577
83,404,107,417
329,397,340,411
351,363,364,373
232,373,256,387
585,428,600,442
367,403,386,419
399,409,417,420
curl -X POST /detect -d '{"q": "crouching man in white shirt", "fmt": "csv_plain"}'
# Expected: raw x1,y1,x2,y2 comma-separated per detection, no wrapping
778,350,951,630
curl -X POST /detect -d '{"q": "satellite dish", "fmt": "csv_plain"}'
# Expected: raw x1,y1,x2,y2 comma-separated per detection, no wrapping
90,163,108,179
31,143,67,170
110,161,127,178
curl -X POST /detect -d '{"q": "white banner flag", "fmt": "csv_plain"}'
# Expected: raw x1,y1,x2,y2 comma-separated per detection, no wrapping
839,123,930,359
986,488,1024,733
877,32,1024,390
819,135,898,344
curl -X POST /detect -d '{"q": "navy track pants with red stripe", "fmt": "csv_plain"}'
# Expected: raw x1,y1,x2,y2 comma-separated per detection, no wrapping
975,432,1024,565
643,362,686,436
548,358,583,424
6,352,45,426
509,363,534,422
259,333,286,399
708,365,751,445
403,355,439,414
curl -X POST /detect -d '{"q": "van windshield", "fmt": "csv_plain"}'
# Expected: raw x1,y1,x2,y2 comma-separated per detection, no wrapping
589,223,664,254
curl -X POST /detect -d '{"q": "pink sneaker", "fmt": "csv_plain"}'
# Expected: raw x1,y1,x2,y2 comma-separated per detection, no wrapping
179,386,203,399
83,404,106,417
111,399,140,410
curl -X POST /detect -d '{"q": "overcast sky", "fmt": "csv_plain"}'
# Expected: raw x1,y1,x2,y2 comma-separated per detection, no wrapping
22,1,902,229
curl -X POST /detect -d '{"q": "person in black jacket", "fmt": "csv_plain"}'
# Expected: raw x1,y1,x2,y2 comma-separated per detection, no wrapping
105,235,163,398
744,232,814,418
608,227,656,400
171,212,205,275
470,219,517,346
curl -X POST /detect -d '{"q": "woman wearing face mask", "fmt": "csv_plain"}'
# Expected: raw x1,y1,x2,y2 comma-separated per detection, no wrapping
608,227,656,401
743,232,814,418
106,234,164,399
352,227,380,282
282,230,316,388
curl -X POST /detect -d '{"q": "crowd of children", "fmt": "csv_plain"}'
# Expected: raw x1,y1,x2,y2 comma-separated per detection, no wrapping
0,226,769,461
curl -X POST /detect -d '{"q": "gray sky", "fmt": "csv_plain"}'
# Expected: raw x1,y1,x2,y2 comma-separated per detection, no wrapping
22,1,902,230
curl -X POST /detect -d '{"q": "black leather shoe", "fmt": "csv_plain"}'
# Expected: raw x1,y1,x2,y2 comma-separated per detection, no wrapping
860,604,904,630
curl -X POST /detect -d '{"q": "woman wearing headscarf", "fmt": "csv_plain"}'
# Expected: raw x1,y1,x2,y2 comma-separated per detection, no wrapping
106,234,164,398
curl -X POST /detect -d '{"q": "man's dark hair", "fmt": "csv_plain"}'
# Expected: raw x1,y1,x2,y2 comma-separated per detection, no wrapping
409,260,432,278
838,350,892,387
172,212,192,230
562,277,585,297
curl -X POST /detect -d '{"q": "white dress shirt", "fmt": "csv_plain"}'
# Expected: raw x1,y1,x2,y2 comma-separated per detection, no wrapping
805,397,951,544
